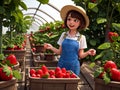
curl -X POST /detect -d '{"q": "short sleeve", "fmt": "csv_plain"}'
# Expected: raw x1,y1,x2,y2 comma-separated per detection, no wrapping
57,32,66,46
79,35,87,49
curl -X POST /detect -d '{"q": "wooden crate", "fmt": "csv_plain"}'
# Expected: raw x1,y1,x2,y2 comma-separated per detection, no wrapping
28,67,80,90
0,78,17,90
95,78,120,90
35,45,45,53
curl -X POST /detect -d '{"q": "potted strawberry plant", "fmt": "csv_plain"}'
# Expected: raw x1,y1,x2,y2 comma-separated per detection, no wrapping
94,60,120,90
0,54,21,90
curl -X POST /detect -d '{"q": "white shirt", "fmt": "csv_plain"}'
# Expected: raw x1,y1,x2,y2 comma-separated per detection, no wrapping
57,31,87,49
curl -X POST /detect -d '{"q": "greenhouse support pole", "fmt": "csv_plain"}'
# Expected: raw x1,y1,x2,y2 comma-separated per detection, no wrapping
0,16,2,54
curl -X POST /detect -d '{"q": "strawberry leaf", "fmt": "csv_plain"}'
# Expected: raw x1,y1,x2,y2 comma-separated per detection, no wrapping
89,62,95,68
13,70,22,80
0,54,5,60
103,72,111,84
94,67,104,78
3,65,13,76
42,74,49,78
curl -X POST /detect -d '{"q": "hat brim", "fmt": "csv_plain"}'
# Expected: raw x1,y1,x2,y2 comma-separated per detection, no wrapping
60,5,89,29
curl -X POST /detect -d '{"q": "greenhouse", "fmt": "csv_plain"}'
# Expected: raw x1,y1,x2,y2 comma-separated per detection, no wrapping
0,0,120,90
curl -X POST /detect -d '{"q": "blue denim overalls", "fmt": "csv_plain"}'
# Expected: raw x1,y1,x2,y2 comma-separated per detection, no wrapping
57,37,80,75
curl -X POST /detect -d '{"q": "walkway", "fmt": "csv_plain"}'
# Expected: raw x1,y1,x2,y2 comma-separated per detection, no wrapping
17,37,94,90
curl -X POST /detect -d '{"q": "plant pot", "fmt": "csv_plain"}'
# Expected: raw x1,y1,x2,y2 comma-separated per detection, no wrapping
0,78,17,90
32,53,58,67
94,78,120,90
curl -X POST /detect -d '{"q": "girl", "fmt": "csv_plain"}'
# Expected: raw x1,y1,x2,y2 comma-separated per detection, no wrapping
44,5,96,75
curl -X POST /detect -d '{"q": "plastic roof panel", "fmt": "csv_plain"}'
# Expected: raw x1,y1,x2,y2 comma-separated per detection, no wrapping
22,0,75,33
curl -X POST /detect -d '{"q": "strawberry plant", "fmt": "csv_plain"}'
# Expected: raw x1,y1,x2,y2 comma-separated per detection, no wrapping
95,32,120,68
94,60,120,84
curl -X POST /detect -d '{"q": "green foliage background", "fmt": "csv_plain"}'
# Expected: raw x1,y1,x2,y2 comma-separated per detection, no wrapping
72,0,120,61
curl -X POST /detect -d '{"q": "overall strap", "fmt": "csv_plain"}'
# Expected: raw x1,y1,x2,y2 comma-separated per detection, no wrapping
63,32,67,39
77,34,82,41
63,32,82,41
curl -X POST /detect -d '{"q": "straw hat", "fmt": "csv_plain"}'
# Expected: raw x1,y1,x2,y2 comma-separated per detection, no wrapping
60,5,89,29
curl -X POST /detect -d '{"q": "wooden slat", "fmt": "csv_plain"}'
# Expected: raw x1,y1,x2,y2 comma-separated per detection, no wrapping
79,85,92,90
81,63,95,90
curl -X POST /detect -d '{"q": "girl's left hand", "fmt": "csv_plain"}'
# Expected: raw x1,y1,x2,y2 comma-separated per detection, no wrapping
88,49,96,56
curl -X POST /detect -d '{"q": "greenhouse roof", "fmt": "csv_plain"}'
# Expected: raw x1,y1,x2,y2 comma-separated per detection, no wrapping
22,0,75,33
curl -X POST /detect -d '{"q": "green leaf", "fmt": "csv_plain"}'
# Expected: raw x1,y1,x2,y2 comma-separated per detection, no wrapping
89,62,95,68
4,0,11,4
13,70,22,80
3,65,13,76
88,2,97,9
94,67,104,78
0,54,5,60
19,1,27,10
98,42,111,49
37,0,49,4
88,2,98,13
97,18,107,24
89,39,96,46
112,23,120,31
94,52,103,60
0,6,5,14
103,73,111,84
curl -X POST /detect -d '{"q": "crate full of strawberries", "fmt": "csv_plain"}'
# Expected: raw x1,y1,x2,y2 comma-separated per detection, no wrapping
28,65,80,90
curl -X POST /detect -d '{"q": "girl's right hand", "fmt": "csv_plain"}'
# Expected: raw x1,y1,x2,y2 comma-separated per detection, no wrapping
44,43,53,50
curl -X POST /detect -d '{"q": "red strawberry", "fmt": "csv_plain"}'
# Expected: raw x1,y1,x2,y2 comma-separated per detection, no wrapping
55,70,63,78
108,32,119,42
0,66,13,81
61,68,67,73
6,54,17,65
36,69,43,76
49,70,55,76
31,73,37,77
55,67,61,74
30,69,36,76
104,60,117,72
110,68,120,81
70,73,77,78
98,71,105,79
36,74,41,78
50,75,56,78
64,71,70,78
41,65,48,74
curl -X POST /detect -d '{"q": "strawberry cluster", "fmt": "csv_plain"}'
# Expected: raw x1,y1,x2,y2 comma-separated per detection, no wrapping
108,32,119,42
0,66,13,81
0,54,21,81
94,60,120,84
30,65,77,78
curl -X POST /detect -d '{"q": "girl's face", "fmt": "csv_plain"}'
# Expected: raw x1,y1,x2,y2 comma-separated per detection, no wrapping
66,14,81,30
